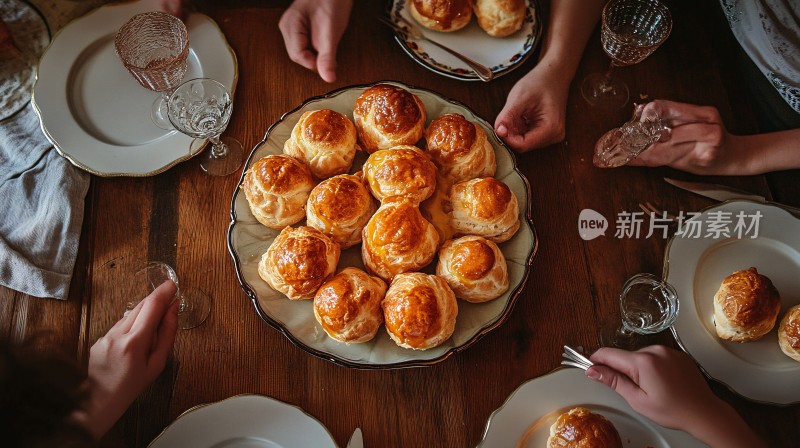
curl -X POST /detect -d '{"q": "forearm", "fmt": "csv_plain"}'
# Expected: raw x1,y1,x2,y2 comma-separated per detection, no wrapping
683,398,766,448
730,129,800,175
536,0,604,76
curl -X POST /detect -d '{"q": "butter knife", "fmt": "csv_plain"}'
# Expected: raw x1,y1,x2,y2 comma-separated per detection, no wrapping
346,428,363,448
664,178,800,217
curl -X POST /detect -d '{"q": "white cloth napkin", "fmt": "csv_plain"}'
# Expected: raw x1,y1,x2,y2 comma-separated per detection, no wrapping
0,104,90,300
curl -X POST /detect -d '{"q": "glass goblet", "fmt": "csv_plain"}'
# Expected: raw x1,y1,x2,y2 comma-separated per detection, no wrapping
601,273,679,349
128,261,212,330
593,103,670,168
115,11,189,130
581,0,672,109
167,78,244,176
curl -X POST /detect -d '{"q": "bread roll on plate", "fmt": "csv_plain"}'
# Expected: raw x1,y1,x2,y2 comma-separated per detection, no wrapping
779,304,800,362
363,145,437,204
408,0,472,32
448,177,520,243
437,235,508,302
313,267,387,343
362,197,440,282
306,174,377,249
383,272,458,350
474,0,526,37
241,154,315,229
258,226,340,300
714,267,781,342
546,407,623,448
353,84,426,153
283,109,359,179
425,113,496,184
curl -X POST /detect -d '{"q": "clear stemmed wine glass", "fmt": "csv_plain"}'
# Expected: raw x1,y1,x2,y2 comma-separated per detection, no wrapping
601,273,679,349
581,0,672,109
115,11,189,130
127,261,212,330
167,78,244,176
593,102,670,167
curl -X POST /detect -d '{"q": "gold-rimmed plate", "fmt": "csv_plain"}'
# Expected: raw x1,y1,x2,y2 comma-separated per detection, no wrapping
665,200,800,405
148,395,336,448
479,368,704,447
32,0,237,177
227,80,537,369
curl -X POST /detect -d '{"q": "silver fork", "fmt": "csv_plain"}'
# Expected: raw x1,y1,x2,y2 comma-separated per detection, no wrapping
378,15,494,82
638,201,677,221
561,345,594,371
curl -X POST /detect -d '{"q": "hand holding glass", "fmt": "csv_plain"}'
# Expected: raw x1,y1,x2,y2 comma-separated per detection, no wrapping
167,78,244,176
128,261,211,329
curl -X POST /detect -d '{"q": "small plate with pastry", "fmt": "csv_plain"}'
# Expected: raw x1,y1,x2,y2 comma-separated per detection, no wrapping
386,0,542,81
479,368,704,447
228,80,537,368
664,200,800,405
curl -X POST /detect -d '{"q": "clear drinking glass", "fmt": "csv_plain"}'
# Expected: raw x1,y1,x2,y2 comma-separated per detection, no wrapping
115,11,189,129
581,0,672,109
601,273,679,349
128,261,212,330
167,78,244,176
593,103,670,168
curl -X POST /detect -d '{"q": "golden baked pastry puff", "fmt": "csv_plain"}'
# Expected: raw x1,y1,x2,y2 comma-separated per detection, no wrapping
448,177,520,243
241,154,315,230
283,109,359,180
425,113,496,185
714,267,781,342
383,272,458,350
314,267,387,343
361,197,440,282
353,84,426,153
779,304,800,362
437,235,508,303
408,0,473,32
474,0,526,37
258,226,340,301
306,174,377,249
362,145,437,204
546,407,623,448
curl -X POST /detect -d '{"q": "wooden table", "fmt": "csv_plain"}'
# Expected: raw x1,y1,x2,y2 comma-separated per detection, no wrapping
2,0,799,446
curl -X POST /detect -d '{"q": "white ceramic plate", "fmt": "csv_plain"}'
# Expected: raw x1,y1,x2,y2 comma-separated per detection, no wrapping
228,81,537,369
32,0,237,177
148,395,337,448
387,0,541,81
0,0,50,121
479,368,703,447
665,200,800,405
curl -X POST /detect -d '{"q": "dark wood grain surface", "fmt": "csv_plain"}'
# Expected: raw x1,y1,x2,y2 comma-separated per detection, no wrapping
2,0,799,446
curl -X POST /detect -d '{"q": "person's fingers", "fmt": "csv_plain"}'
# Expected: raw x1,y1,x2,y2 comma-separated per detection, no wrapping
589,347,642,383
149,297,179,373
311,18,339,83
279,13,318,71
115,295,148,335
130,280,178,336
667,123,723,145
585,364,643,402
646,100,721,127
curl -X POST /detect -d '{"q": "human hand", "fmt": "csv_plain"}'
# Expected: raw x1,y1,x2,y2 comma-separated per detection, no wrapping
72,280,179,439
279,0,353,83
586,345,765,448
626,100,746,175
494,61,570,152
